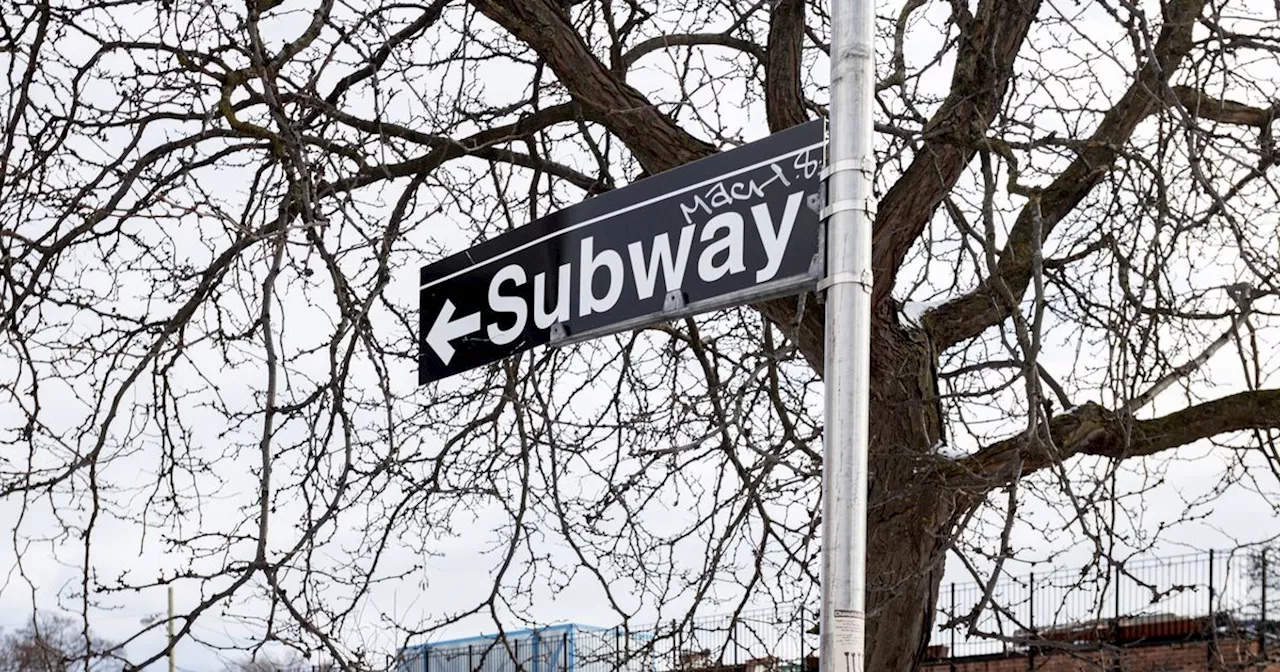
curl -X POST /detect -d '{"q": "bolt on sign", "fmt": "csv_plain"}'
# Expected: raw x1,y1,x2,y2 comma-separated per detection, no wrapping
419,120,826,384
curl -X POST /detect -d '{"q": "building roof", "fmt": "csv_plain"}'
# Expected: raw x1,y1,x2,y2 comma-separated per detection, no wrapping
405,623,625,653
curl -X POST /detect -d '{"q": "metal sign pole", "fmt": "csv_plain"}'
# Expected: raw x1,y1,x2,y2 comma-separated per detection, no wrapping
820,0,874,667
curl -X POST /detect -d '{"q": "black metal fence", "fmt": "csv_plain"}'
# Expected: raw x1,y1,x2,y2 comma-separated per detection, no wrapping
623,606,815,671
399,547,1277,671
929,546,1278,661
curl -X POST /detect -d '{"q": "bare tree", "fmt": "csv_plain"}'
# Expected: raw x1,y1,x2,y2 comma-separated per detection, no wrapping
0,613,122,672
1,0,1278,671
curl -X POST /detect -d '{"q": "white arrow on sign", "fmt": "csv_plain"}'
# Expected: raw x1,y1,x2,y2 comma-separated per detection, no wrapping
426,299,480,365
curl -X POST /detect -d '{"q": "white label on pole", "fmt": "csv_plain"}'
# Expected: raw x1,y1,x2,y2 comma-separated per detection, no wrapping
832,610,864,672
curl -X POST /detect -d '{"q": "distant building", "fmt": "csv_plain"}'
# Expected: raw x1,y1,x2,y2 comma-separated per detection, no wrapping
398,624,654,672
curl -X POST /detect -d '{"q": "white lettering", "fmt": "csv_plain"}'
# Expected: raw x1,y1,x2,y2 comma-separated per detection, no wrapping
794,149,820,180
729,181,754,201
755,163,792,193
487,264,527,345
679,195,712,225
698,212,746,282
678,162,796,227
533,264,572,328
628,225,695,300
707,182,732,209
753,191,805,283
579,237,624,317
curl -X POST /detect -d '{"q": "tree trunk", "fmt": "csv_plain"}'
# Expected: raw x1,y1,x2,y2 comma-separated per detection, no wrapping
862,310,958,672
762,294,959,672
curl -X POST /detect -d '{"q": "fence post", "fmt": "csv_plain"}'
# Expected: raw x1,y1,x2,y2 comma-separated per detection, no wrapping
1208,550,1216,671
672,620,679,671
1209,549,1216,618
732,615,739,667
795,609,801,669
1262,547,1268,657
1028,570,1036,672
470,645,475,672
950,583,956,672
563,632,569,672
1114,560,1120,625
425,647,430,672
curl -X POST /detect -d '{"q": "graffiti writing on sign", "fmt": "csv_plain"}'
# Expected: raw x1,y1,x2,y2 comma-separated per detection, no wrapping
678,149,823,225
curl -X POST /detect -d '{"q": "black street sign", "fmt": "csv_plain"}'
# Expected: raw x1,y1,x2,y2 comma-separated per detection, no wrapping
419,120,826,384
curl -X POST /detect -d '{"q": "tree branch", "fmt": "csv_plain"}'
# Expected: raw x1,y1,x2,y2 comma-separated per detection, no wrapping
319,0,451,107
314,103,598,195
869,0,1043,308
765,0,807,132
621,33,765,69
961,389,1280,485
753,0,821,370
1171,85,1280,128
468,0,716,174
923,0,1212,349
1126,304,1254,414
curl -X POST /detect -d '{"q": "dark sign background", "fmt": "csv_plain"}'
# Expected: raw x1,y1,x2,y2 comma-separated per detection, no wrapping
419,120,825,384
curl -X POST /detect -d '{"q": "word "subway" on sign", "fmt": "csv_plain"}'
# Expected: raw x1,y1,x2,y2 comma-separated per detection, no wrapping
419,120,825,384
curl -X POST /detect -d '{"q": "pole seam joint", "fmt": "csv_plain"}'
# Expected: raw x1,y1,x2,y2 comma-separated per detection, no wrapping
821,199,877,221
821,158,874,180
817,270,873,293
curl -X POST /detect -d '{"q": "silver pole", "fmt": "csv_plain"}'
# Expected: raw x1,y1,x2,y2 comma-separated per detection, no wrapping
820,0,874,667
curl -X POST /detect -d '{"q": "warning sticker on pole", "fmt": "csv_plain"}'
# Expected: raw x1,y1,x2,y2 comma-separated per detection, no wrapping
832,610,865,672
